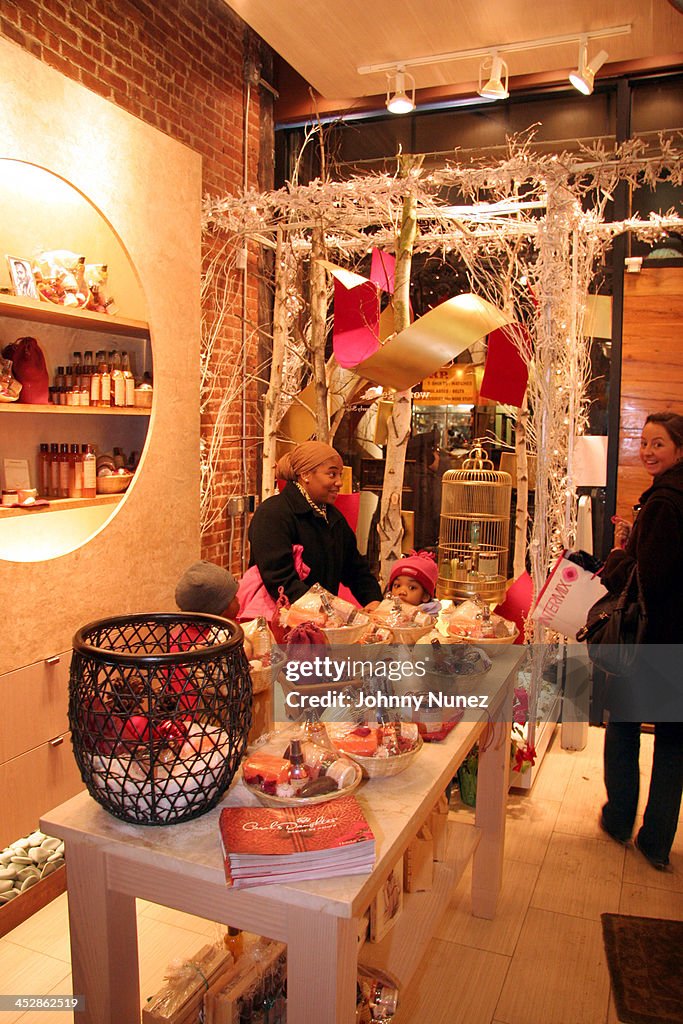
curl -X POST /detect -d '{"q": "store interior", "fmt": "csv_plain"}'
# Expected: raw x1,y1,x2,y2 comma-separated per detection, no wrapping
0,3,682,1023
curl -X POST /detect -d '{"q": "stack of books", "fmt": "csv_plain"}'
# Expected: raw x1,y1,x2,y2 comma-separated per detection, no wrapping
219,795,375,889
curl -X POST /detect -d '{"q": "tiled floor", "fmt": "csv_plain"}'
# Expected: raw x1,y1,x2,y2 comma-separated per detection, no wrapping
0,726,681,1023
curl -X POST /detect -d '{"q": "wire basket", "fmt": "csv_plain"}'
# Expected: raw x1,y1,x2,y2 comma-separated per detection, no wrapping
69,613,253,826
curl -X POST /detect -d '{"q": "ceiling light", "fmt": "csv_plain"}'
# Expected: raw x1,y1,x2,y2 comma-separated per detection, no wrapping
478,51,509,100
569,37,609,95
386,66,415,114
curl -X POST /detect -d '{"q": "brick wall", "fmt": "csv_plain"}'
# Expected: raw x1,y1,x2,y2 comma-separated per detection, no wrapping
1,0,271,572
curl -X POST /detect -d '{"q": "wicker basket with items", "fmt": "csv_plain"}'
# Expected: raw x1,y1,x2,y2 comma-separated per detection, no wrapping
241,724,362,805
281,583,370,644
241,616,285,694
327,719,423,778
370,596,437,644
438,598,518,652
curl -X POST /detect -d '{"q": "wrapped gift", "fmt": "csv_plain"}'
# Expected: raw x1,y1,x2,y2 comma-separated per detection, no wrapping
142,943,232,1023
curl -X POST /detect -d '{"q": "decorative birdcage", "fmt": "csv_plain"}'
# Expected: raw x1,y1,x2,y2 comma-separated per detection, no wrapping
437,444,512,605
69,613,252,826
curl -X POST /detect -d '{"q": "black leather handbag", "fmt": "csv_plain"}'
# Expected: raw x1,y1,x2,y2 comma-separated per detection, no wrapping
576,563,648,675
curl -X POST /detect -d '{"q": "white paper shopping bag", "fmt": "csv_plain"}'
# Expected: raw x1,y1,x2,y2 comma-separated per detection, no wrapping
531,551,607,638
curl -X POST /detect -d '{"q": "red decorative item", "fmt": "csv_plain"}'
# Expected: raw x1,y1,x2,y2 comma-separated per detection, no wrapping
155,718,190,746
479,325,530,408
512,741,537,773
121,715,151,743
1,336,49,404
286,622,328,646
417,712,464,742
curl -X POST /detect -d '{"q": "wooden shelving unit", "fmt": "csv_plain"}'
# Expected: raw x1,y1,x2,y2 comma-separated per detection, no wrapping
0,404,150,415
0,494,124,518
0,293,149,337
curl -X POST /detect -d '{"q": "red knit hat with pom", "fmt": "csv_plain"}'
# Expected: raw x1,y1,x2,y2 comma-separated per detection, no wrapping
388,551,438,599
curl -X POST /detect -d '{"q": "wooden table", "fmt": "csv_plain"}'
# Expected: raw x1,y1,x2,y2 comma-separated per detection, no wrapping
41,647,522,1024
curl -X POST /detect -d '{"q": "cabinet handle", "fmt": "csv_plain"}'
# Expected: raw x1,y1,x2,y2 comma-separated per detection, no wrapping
49,736,64,747
45,656,61,665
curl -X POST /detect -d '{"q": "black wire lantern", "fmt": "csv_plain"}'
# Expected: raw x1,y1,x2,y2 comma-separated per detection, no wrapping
69,614,252,825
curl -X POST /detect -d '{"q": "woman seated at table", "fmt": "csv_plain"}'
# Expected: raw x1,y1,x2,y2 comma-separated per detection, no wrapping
248,441,382,610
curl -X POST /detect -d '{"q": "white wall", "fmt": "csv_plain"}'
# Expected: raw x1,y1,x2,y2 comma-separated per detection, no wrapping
0,37,202,672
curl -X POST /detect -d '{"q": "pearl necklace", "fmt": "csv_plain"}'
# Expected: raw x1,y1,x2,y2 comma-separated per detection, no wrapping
295,481,328,522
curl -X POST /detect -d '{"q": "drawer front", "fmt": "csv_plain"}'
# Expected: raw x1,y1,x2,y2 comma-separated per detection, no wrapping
0,733,84,849
0,652,71,763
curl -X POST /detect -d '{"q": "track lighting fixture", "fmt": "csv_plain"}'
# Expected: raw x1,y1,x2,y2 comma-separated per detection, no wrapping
359,24,628,111
478,51,509,101
568,36,609,95
386,66,415,114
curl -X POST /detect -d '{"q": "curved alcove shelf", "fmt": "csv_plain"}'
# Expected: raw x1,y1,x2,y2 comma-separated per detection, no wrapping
0,159,152,562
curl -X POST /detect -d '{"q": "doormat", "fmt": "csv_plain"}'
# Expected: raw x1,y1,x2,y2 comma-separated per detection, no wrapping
601,913,683,1024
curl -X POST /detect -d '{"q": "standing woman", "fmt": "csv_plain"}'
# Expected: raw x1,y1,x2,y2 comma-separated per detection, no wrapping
599,412,683,870
248,441,382,609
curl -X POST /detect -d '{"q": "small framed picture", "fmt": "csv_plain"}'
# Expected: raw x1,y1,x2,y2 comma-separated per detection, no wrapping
369,856,403,942
6,256,38,299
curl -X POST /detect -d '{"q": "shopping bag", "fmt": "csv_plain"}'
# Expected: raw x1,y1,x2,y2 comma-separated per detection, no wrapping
531,550,606,638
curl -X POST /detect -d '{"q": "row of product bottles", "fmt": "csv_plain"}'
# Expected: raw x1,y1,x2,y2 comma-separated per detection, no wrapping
49,349,137,407
38,443,138,499
38,443,97,499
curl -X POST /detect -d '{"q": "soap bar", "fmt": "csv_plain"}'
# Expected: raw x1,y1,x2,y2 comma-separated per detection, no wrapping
334,729,379,757
242,753,291,786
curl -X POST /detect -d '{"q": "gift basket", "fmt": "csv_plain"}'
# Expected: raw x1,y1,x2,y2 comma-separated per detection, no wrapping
69,613,252,825
437,598,518,654
241,616,285,694
31,250,117,313
0,355,22,403
370,596,436,644
282,583,370,644
241,724,363,806
327,718,423,779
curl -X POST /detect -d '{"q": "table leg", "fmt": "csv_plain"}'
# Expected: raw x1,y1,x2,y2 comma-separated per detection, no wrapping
472,686,512,919
285,907,357,1023
65,840,141,1023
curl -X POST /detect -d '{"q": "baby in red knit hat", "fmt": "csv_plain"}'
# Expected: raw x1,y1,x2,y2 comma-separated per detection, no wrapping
387,551,441,614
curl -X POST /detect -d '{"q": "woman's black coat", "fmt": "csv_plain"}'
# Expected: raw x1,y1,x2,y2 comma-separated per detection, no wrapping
248,482,382,606
601,460,683,643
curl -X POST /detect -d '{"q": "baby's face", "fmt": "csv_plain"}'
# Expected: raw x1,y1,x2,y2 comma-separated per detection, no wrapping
390,575,428,606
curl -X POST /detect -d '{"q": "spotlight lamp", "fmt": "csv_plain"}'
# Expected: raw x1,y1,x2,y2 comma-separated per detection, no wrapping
386,65,416,114
478,51,509,100
569,36,608,95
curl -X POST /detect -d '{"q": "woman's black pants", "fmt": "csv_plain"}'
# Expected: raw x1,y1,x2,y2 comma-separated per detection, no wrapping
603,720,683,863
